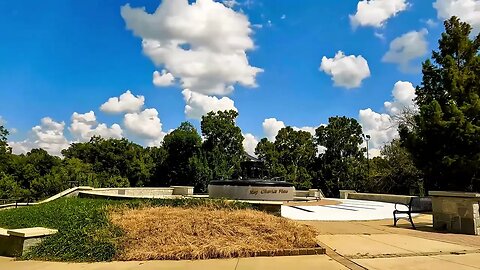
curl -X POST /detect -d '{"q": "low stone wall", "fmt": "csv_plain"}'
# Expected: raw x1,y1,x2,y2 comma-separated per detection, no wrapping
40,186,94,203
0,186,94,210
90,187,175,197
0,186,212,210
78,191,180,200
340,190,414,205
295,190,310,197
430,191,480,235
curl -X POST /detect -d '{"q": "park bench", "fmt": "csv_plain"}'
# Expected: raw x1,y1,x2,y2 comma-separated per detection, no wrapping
393,197,432,229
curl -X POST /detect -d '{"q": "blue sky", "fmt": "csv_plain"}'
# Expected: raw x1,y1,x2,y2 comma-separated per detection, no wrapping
0,0,473,156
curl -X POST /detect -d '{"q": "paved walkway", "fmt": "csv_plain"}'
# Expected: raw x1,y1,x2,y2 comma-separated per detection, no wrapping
0,255,348,270
282,199,412,221
306,214,480,269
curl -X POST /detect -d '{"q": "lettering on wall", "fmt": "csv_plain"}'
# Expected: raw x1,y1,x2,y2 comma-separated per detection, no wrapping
249,188,290,196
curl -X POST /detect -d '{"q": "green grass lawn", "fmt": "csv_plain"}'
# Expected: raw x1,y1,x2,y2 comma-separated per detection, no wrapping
0,197,250,262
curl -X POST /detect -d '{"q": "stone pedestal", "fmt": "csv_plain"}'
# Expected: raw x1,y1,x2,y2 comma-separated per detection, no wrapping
429,191,480,235
0,227,57,257
339,190,356,199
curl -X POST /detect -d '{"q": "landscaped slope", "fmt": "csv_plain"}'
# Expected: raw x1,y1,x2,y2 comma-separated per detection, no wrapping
0,197,317,261
110,206,318,260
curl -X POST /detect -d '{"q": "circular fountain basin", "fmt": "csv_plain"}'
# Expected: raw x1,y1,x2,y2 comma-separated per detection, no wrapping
208,179,295,201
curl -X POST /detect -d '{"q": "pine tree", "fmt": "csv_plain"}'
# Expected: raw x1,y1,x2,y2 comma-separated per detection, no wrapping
400,17,480,192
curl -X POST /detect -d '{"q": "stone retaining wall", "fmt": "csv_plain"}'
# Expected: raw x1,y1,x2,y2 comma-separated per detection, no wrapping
430,191,480,235
89,187,175,197
339,190,414,205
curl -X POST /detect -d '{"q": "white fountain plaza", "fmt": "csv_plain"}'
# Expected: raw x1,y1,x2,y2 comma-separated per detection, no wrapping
208,178,413,221
281,199,413,221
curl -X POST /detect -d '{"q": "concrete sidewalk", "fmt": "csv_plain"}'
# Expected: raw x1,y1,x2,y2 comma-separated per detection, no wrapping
0,255,348,270
309,214,480,269
354,254,480,270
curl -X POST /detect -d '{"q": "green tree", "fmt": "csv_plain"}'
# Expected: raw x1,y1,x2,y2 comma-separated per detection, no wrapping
5,149,61,192
276,127,316,188
315,116,366,196
400,17,480,192
367,140,423,195
24,149,61,176
62,137,153,187
163,122,202,187
201,110,244,180
55,158,99,187
255,127,316,189
255,138,287,177
147,146,168,187
188,150,212,192
30,169,69,200
0,125,11,173
0,173,28,200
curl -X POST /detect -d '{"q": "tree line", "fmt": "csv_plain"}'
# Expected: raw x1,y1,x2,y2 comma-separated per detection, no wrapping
0,17,478,201
0,108,418,201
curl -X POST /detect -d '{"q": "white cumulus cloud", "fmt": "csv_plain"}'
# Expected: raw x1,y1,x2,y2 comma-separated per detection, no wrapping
153,70,175,87
100,90,145,114
9,117,70,156
433,0,480,33
121,0,263,96
320,51,371,89
359,108,397,154
243,133,259,156
350,0,409,28
292,126,317,136
262,118,286,141
223,0,239,8
262,118,319,142
382,29,429,73
124,108,166,145
358,81,417,157
384,81,417,115
182,89,237,119
70,111,123,142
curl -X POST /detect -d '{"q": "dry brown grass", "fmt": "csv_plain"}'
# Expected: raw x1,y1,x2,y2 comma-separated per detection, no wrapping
109,206,317,260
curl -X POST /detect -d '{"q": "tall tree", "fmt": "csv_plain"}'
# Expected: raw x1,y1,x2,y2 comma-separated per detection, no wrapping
315,116,366,196
163,122,202,187
255,138,286,178
201,110,244,180
147,146,168,187
400,17,480,192
187,151,212,192
276,127,316,188
255,127,316,188
0,125,11,173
